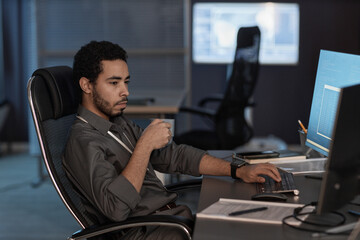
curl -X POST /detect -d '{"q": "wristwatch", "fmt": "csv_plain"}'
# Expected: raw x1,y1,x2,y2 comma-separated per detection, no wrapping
230,159,247,179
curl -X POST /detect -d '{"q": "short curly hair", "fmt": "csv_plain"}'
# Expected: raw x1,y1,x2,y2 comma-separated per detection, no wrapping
73,41,128,98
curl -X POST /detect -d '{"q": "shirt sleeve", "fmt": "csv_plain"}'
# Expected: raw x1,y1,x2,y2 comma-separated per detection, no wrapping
150,142,207,176
63,133,141,222
121,116,207,176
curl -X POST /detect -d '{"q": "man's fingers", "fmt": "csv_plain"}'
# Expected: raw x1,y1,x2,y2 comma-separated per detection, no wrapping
267,165,281,181
236,163,282,183
150,118,162,124
256,176,266,183
256,164,281,182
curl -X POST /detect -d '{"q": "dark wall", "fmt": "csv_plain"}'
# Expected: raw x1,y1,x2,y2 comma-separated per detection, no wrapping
2,1,360,145
191,0,360,144
0,1,28,144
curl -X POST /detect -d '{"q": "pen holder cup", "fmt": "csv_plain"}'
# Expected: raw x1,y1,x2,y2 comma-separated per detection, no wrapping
298,130,324,158
298,130,307,154
299,130,312,158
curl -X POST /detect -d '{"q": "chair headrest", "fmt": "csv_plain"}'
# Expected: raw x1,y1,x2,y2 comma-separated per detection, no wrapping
32,66,79,120
236,26,260,49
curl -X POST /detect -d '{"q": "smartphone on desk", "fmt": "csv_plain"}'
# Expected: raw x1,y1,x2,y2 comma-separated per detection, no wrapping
235,150,280,160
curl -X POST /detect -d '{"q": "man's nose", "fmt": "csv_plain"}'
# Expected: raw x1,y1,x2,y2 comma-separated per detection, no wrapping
120,84,129,97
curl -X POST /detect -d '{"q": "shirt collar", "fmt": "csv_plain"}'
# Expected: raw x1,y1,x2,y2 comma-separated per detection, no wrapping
77,105,126,136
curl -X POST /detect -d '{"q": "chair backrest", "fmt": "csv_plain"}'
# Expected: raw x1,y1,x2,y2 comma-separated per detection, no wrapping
216,26,261,149
27,66,98,229
0,100,10,138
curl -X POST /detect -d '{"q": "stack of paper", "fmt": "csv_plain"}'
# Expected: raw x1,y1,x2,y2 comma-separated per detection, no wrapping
235,149,306,164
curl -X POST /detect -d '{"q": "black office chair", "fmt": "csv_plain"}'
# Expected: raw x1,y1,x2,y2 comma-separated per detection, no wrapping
175,26,261,150
0,100,10,129
27,66,197,240
0,100,11,155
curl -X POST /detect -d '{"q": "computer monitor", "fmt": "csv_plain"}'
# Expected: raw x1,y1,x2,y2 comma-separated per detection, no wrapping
316,83,360,215
192,2,299,65
306,50,360,156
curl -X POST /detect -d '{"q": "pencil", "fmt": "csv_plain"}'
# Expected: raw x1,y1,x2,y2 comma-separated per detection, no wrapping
298,120,307,134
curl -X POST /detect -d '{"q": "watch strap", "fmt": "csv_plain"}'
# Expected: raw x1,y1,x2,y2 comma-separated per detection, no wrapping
231,164,239,179
231,160,247,179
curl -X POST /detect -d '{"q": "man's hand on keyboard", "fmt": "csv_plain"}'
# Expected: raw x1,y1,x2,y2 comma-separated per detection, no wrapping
237,163,281,183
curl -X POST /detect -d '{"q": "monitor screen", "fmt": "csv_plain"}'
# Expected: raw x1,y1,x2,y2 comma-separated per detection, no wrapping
305,50,360,156
316,83,360,215
192,2,299,65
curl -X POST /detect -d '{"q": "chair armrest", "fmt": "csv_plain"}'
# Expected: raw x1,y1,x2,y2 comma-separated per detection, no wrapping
165,178,202,192
198,93,224,107
69,215,194,240
179,106,216,118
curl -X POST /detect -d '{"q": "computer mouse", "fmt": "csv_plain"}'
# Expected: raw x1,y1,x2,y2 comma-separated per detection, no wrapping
251,192,288,201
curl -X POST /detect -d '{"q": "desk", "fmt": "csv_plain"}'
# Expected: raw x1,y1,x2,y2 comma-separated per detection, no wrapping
124,90,185,118
193,151,359,240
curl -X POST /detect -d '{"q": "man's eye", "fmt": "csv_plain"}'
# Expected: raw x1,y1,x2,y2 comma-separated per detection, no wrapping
125,81,130,85
110,81,118,85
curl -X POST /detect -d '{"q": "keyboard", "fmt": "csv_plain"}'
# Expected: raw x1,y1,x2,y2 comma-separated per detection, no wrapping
256,170,300,196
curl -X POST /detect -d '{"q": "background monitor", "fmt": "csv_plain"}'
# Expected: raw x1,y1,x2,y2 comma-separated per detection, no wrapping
316,83,360,215
192,2,299,65
305,50,360,156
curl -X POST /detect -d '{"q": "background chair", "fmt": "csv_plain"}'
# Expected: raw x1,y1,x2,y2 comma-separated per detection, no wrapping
28,66,198,240
175,26,261,150
0,100,11,155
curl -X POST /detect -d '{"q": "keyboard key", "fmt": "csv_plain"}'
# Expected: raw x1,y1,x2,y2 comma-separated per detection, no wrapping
256,171,299,195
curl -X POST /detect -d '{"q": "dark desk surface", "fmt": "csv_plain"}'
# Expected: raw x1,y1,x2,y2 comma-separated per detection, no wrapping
193,151,359,240
197,175,321,212
124,90,185,117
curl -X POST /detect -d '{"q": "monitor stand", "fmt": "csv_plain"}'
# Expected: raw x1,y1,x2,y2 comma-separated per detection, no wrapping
305,212,345,227
303,211,360,237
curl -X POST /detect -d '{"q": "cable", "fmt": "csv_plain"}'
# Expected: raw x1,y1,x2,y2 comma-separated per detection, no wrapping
282,202,347,234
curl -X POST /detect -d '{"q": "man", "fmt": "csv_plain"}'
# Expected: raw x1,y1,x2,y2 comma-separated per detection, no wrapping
63,40,281,239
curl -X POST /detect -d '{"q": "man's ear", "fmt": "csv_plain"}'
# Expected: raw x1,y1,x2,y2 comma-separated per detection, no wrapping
79,77,92,94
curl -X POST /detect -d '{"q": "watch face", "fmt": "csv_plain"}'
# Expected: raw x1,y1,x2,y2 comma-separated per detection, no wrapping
231,160,243,168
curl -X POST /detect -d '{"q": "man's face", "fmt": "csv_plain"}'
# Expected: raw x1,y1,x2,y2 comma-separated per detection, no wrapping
90,59,130,119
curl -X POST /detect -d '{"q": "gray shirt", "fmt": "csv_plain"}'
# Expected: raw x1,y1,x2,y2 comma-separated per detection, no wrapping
62,106,206,222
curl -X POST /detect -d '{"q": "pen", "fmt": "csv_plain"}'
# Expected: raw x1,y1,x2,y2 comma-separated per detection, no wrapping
298,120,307,134
228,207,268,216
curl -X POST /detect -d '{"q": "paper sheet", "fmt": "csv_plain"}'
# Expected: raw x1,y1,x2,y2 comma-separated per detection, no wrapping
197,198,314,225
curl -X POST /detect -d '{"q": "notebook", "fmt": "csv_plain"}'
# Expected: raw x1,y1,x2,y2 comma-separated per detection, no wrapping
234,149,306,164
